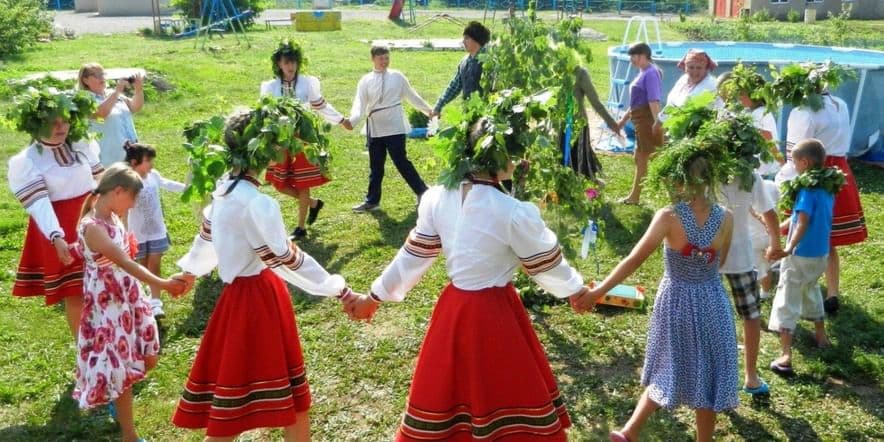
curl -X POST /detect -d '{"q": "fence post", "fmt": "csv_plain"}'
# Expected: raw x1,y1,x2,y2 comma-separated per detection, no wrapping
651,0,656,15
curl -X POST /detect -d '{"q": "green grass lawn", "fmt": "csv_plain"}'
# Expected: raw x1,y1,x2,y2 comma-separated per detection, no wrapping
0,18,882,441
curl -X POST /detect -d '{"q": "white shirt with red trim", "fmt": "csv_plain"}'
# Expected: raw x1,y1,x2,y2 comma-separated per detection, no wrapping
371,182,584,302
7,140,103,241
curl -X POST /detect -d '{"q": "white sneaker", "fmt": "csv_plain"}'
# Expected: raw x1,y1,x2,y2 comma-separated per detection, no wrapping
149,298,165,317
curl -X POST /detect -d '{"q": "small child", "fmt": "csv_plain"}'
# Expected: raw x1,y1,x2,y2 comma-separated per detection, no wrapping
768,139,834,376
719,171,781,397
124,142,185,319
595,152,738,442
74,163,186,442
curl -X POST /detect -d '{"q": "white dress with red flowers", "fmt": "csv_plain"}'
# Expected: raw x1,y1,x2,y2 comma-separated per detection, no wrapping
73,214,159,409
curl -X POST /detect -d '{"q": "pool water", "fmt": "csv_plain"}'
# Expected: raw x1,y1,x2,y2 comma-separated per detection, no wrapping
607,42,884,158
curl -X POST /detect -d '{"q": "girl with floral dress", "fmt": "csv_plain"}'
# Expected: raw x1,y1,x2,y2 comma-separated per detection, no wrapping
74,164,186,442
593,149,738,442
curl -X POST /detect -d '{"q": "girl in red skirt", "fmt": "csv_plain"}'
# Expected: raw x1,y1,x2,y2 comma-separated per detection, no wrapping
260,39,352,239
777,91,868,314
347,118,601,441
6,88,104,338
174,111,358,440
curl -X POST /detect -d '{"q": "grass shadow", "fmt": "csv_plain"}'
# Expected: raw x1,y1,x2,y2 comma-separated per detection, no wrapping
0,382,118,440
531,310,694,439
369,208,418,249
852,160,884,194
598,203,654,257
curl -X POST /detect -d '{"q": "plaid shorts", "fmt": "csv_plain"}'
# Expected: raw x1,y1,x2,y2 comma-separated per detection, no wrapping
724,271,761,320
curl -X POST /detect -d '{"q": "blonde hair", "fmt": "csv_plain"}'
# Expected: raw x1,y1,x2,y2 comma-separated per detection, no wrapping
79,163,143,220
77,63,104,91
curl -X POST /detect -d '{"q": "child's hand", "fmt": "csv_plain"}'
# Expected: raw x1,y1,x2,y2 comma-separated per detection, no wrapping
343,293,379,322
161,278,187,297
168,272,196,298
765,247,788,261
52,237,74,266
569,286,599,314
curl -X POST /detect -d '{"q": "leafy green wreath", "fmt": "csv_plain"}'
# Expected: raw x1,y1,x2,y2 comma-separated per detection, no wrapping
181,95,332,202
764,61,854,113
5,87,97,147
778,167,846,212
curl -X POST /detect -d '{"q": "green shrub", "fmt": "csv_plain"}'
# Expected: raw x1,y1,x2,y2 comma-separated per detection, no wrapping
750,8,774,23
786,8,801,23
0,0,52,59
170,0,268,26
408,108,429,128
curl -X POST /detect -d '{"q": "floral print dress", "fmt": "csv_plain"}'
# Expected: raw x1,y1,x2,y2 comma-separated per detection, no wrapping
73,214,159,409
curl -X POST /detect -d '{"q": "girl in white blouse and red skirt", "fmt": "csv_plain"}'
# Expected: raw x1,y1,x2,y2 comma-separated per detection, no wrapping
347,119,601,441
7,94,104,338
172,111,358,440
260,40,352,239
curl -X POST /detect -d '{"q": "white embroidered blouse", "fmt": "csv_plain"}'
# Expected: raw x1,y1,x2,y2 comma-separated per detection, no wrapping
7,140,104,241
260,75,345,125
176,178,347,297
348,69,433,138
371,182,584,302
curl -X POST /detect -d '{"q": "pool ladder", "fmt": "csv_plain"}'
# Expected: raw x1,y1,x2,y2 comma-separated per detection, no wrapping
599,16,663,151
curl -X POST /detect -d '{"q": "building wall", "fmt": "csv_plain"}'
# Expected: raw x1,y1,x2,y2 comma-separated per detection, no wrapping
745,0,883,20
97,0,174,16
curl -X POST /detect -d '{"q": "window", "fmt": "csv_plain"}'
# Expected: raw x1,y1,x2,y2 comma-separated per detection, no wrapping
770,0,788,4
805,0,824,3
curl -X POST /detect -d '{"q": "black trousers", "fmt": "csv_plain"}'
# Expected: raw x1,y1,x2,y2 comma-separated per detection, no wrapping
365,134,427,204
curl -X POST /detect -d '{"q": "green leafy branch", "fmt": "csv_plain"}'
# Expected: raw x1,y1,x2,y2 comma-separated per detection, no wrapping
764,61,855,113
181,95,332,203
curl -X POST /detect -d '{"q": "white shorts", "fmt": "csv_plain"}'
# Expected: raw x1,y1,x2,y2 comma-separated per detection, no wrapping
768,254,827,332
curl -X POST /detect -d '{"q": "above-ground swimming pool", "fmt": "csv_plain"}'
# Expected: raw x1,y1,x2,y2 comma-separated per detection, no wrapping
607,42,884,159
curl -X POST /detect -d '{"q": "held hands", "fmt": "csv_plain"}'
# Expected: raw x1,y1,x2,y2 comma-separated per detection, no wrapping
52,237,74,266
341,291,379,322
167,272,196,298
340,118,353,131
569,285,603,314
765,245,787,261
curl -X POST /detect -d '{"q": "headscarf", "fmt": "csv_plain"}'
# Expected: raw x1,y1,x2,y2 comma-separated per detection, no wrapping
677,49,718,72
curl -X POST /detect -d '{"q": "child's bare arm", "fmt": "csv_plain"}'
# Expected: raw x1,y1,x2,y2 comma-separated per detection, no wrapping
784,212,810,254
593,208,670,295
718,210,734,268
83,223,181,292
761,209,782,252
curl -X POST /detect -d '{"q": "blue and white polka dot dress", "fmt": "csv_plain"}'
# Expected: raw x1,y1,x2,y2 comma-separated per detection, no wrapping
641,202,739,412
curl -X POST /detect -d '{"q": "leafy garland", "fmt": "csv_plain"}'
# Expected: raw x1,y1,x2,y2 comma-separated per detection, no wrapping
661,91,775,192
4,87,97,145
764,61,854,113
778,167,846,212
647,137,737,202
181,95,332,202
717,63,769,110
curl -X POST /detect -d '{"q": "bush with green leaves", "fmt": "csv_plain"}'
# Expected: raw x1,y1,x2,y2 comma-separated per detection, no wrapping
407,108,430,128
0,0,52,58
171,0,268,25
786,8,801,23
181,95,332,202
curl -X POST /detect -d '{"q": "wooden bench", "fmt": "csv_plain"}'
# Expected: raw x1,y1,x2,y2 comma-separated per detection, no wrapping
265,18,292,29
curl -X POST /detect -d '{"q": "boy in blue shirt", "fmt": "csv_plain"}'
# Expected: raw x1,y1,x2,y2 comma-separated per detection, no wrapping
768,139,834,376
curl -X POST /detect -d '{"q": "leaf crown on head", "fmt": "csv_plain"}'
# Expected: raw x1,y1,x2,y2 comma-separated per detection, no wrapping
271,38,307,79
5,87,97,145
765,61,854,112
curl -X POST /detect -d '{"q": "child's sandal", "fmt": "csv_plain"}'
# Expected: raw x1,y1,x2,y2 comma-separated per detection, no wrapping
769,360,794,377
742,379,770,395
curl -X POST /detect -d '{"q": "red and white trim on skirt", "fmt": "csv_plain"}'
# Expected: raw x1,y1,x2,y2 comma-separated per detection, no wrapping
825,156,867,247
396,283,570,441
172,269,311,437
265,152,330,192
13,192,89,306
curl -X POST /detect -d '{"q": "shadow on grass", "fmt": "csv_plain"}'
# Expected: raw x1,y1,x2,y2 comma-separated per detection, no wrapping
599,203,654,257
852,160,884,194
0,383,118,440
532,310,694,439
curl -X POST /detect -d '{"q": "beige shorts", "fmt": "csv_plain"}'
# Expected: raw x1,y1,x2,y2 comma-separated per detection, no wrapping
768,254,827,332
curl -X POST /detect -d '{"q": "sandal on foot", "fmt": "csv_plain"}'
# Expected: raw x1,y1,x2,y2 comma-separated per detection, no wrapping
610,431,630,442
307,199,324,225
743,379,770,395
769,360,794,377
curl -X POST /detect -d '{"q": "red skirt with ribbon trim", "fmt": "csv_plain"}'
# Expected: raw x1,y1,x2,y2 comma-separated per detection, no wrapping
13,192,89,306
265,152,330,192
172,269,311,437
397,283,570,441
826,156,867,247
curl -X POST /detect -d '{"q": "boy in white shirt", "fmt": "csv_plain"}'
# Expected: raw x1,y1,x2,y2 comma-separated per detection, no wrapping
346,46,434,212
719,173,782,396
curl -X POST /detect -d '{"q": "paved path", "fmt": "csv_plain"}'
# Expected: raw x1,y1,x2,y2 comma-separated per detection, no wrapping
54,8,668,35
